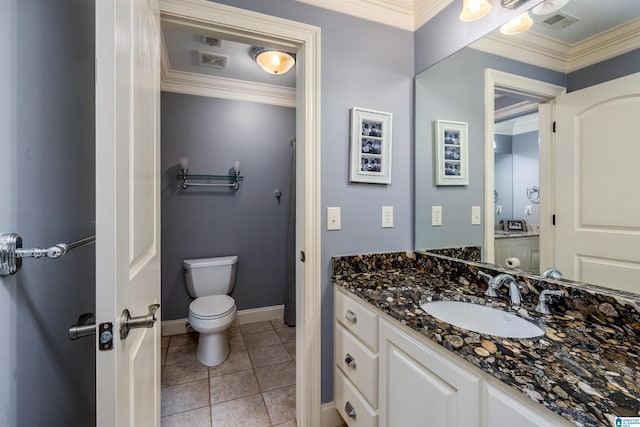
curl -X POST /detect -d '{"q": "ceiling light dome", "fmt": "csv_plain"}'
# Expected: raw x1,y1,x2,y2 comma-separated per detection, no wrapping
532,0,570,16
500,11,534,35
459,0,493,22
250,46,296,75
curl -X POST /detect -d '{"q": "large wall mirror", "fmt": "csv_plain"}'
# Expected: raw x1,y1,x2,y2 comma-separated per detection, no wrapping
415,0,640,293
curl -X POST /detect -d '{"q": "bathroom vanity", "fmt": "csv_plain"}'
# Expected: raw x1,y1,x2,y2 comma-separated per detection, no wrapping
332,252,640,427
494,232,540,273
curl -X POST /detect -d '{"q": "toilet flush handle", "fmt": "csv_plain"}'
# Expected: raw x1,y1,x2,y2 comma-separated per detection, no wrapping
120,304,161,340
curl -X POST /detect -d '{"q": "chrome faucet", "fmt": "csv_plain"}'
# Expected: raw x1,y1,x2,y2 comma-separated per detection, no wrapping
535,289,564,314
479,272,521,306
541,268,563,280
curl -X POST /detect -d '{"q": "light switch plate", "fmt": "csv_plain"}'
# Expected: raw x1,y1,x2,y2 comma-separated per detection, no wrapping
432,206,442,226
472,206,481,225
382,206,393,228
327,207,341,230
525,205,532,215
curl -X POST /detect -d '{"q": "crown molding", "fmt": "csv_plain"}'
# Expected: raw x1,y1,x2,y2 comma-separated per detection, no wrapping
470,17,640,73
494,113,539,136
414,0,455,30
495,99,538,122
293,0,454,31
160,32,296,107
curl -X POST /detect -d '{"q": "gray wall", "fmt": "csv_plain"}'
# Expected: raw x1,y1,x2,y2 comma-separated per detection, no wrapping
161,92,295,319
207,0,415,402
512,131,540,225
414,48,564,252
0,0,96,425
568,48,640,92
494,135,513,224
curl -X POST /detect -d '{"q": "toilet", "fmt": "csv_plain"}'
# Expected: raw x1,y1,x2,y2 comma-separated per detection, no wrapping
183,255,238,366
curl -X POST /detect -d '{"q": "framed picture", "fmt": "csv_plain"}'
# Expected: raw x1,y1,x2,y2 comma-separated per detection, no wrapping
350,107,392,184
434,120,468,186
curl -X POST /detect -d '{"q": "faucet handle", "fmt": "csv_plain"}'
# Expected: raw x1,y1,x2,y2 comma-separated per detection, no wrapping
477,271,498,296
477,271,493,283
535,289,564,314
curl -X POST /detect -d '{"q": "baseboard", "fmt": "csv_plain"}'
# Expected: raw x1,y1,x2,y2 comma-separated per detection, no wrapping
161,304,285,336
321,402,345,427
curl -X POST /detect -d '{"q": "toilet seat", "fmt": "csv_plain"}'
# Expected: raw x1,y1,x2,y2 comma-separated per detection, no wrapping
189,295,235,320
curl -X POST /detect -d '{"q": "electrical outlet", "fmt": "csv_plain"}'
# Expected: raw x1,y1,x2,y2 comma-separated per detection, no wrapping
432,206,442,226
382,206,393,228
496,205,502,215
327,207,341,230
525,205,532,215
472,206,481,225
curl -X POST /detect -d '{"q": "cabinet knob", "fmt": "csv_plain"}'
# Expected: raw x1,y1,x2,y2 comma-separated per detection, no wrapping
345,309,357,323
344,353,357,369
345,401,357,419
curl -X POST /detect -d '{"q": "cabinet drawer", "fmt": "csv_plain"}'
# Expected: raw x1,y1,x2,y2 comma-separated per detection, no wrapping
336,323,379,407
335,369,378,427
335,289,378,350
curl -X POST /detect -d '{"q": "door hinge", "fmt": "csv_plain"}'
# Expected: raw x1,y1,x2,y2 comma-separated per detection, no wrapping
552,121,556,133
300,251,306,262
552,214,556,226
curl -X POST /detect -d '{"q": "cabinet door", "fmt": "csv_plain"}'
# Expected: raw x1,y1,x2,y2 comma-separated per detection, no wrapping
495,237,531,271
379,319,480,427
485,383,571,426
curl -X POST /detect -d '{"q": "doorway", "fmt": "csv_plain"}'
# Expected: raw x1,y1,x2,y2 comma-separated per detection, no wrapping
483,69,565,268
159,2,321,425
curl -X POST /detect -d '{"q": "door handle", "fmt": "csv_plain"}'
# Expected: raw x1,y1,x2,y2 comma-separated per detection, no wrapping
120,303,160,340
68,312,96,340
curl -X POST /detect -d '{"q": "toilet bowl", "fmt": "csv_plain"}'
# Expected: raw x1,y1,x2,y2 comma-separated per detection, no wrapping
183,256,238,366
188,295,236,366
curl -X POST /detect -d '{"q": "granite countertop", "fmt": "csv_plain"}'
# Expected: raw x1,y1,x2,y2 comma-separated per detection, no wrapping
332,252,640,426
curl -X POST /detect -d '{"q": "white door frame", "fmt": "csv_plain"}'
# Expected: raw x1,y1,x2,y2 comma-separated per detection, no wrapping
484,69,565,266
158,1,322,424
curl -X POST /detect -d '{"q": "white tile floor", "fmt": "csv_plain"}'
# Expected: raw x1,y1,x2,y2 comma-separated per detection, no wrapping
160,319,297,427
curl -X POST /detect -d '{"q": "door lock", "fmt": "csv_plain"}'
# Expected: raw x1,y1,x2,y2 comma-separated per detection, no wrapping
120,304,160,340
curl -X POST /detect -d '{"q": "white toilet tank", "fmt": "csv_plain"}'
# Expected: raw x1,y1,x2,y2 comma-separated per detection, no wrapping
183,256,238,298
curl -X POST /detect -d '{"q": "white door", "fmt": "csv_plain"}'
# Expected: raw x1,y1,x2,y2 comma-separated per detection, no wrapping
555,72,640,292
95,0,161,425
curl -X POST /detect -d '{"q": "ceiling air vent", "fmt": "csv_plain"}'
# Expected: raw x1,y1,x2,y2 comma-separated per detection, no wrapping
198,51,229,70
542,11,581,30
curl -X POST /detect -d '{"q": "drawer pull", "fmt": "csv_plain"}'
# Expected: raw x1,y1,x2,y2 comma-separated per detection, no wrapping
345,401,357,419
344,353,357,369
345,309,357,323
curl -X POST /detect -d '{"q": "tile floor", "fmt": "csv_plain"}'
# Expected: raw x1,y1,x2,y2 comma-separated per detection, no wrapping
160,319,297,427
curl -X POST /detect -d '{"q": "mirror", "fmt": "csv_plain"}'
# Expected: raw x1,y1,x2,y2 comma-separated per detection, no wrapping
414,1,640,285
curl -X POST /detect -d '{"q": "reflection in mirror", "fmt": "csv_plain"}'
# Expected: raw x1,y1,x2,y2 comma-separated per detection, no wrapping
414,0,640,292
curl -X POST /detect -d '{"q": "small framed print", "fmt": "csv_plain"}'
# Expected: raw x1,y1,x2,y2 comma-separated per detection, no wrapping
350,107,392,184
434,120,468,186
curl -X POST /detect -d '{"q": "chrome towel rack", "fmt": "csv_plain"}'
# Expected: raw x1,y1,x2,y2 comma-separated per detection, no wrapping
176,158,244,191
0,232,95,276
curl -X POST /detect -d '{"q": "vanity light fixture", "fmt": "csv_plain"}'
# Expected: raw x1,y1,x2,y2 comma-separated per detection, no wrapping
250,46,296,75
500,11,534,35
459,0,493,22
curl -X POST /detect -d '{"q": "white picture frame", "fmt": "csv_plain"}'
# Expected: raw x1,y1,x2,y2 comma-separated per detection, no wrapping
434,120,468,186
350,107,392,184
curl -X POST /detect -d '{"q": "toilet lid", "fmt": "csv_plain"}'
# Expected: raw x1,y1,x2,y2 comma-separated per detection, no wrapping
190,295,235,319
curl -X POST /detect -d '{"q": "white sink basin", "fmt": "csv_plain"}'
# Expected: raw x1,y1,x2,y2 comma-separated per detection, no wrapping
420,300,545,339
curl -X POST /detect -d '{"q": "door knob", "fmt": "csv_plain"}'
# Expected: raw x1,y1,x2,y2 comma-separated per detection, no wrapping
120,304,160,340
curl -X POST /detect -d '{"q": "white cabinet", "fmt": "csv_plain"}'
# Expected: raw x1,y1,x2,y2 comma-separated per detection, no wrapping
378,319,481,427
334,289,379,426
494,235,540,273
484,382,567,427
